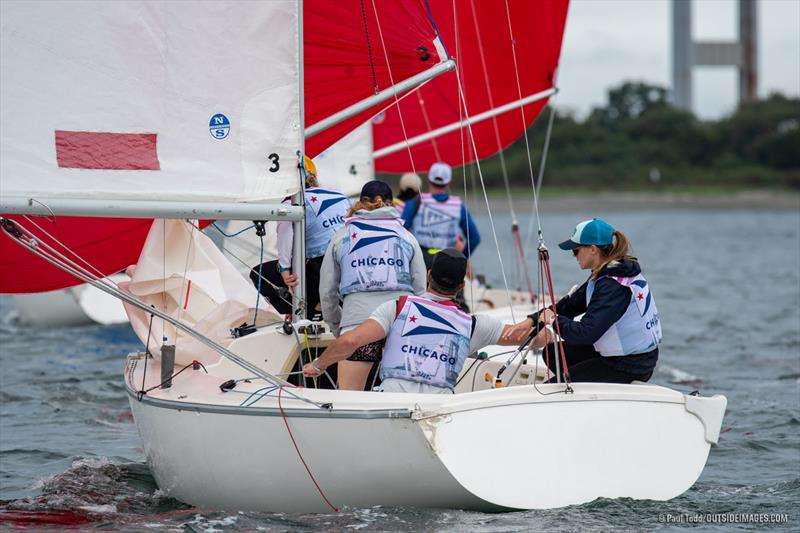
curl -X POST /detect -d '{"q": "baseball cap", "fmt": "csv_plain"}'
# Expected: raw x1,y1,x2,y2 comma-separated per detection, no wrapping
399,172,422,192
360,180,393,202
430,248,467,290
558,218,615,250
427,162,452,186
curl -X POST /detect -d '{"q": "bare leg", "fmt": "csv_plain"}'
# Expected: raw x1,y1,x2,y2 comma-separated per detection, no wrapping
337,360,374,391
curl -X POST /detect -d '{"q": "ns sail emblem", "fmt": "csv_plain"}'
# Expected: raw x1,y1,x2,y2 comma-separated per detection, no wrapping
209,113,230,140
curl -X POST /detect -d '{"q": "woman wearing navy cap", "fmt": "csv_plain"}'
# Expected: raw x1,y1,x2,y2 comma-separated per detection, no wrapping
319,180,427,390
504,218,662,383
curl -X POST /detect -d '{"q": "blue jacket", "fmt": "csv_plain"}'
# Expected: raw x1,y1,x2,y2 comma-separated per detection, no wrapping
551,259,658,374
400,193,481,257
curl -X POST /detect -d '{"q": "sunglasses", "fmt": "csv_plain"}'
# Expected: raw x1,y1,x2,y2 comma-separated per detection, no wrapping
572,247,583,257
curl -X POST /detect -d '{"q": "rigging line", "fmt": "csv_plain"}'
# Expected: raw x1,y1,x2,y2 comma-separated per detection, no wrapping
525,103,557,251
359,0,379,94
174,222,196,332
369,0,417,176
453,0,475,312
415,91,442,161
210,222,256,238
502,0,544,241
253,232,264,327
454,68,516,322
278,386,339,513
1,220,325,409
469,0,516,221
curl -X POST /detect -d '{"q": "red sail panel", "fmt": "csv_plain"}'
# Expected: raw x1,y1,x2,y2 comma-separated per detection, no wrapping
55,131,160,170
372,0,569,173
0,217,154,294
304,0,444,157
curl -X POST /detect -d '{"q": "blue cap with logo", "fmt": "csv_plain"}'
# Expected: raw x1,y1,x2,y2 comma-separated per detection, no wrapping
558,218,614,250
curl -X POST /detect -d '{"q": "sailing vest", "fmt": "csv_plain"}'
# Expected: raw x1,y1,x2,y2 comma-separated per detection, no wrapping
381,296,472,389
337,216,415,297
304,187,350,258
411,193,462,249
587,273,662,356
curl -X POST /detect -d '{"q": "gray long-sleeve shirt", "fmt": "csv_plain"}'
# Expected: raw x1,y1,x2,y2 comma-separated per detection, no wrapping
320,206,427,335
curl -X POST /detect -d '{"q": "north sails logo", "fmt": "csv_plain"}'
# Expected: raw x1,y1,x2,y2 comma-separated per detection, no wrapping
401,302,459,337
348,220,399,254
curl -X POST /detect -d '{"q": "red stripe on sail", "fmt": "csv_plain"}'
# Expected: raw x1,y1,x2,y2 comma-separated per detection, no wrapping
55,131,160,170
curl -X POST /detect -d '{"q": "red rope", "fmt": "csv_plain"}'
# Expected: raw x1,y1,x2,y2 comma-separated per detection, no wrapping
540,250,570,382
277,386,339,512
183,279,192,310
538,257,551,383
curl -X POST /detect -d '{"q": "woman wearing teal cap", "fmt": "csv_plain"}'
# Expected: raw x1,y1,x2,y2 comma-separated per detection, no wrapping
503,218,662,383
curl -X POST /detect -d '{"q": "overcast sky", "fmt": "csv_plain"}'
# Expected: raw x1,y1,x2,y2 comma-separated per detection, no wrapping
555,0,800,120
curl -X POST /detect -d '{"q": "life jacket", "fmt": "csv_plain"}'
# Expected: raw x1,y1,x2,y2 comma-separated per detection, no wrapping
337,216,415,297
304,187,350,258
380,295,472,390
587,273,662,356
410,193,462,250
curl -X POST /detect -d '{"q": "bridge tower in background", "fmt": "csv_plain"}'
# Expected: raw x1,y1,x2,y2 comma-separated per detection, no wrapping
672,0,758,112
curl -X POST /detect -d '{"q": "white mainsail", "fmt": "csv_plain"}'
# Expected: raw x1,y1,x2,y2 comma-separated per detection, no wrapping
1,0,301,203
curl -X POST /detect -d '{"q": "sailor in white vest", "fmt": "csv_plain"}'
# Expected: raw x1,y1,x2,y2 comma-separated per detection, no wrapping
305,248,534,394
401,162,481,269
250,156,350,316
503,218,662,383
319,180,427,391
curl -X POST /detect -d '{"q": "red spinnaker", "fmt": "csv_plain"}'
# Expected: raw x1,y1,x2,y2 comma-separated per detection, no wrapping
372,0,569,173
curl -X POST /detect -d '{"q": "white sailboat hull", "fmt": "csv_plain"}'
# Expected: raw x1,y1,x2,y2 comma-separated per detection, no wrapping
12,274,129,327
126,353,726,512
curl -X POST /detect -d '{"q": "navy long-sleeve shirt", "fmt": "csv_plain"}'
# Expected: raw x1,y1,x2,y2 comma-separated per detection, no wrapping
546,259,658,374
400,193,481,257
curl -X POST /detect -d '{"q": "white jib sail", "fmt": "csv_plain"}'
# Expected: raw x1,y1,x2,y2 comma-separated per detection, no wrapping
0,1,301,203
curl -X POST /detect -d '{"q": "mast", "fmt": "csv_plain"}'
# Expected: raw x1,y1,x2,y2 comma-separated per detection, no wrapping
293,0,307,322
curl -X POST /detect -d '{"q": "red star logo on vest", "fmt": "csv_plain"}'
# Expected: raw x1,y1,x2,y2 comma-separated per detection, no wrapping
636,292,644,301
310,196,318,203
351,232,357,239
409,315,417,323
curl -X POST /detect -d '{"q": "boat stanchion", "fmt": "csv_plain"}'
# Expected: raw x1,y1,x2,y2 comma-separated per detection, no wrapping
161,344,176,389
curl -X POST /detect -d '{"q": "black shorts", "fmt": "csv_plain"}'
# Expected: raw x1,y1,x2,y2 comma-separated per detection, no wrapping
347,339,385,363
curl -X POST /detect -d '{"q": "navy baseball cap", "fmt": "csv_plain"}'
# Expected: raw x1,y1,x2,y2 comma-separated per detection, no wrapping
558,218,614,250
430,248,467,290
360,180,393,202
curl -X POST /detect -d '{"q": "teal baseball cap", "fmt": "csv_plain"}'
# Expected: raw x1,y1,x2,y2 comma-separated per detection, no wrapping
558,218,614,250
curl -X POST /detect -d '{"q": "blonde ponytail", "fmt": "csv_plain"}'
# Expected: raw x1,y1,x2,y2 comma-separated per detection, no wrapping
346,196,390,217
591,230,638,279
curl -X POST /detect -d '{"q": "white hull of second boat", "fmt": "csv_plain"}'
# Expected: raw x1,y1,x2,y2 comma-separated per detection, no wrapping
126,353,726,513
12,273,129,327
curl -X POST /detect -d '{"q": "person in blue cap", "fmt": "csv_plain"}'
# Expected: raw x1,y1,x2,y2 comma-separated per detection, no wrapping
503,218,662,383
319,180,427,390
401,162,481,269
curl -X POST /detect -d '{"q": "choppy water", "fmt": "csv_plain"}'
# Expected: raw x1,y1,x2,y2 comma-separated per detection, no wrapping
1,209,798,532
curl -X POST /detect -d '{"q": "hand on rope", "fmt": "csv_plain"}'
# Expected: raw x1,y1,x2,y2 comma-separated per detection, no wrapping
280,269,299,292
